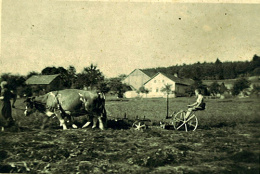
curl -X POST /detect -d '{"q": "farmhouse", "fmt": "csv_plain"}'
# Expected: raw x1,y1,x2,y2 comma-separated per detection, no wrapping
202,79,235,90
248,76,260,89
143,72,194,98
122,69,156,90
202,76,260,91
26,74,63,94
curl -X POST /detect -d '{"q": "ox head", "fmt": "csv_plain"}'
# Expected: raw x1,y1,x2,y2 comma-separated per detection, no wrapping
24,97,37,116
79,92,106,117
79,92,107,129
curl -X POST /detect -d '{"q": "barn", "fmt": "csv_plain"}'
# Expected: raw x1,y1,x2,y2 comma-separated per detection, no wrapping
122,69,156,91
143,72,194,98
25,74,63,95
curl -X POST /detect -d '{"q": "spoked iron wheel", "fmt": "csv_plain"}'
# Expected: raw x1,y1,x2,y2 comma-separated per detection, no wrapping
173,111,198,132
132,121,147,130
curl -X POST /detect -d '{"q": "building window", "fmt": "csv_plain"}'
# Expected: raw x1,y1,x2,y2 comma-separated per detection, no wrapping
156,88,159,92
154,80,156,83
162,80,164,82
150,88,152,92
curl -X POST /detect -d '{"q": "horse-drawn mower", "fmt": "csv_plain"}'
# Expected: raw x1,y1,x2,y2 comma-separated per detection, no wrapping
161,110,198,132
107,110,198,132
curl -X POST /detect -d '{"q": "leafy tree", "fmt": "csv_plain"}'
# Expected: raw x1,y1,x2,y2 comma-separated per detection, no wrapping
232,78,250,96
250,54,260,73
219,83,227,94
17,86,32,97
67,65,76,75
138,86,149,97
57,67,72,88
191,79,209,96
108,78,131,98
1,73,26,91
161,84,172,95
208,81,226,95
97,80,110,94
41,67,59,75
73,74,85,89
26,71,39,79
75,64,104,90
209,81,220,96
215,58,224,80
67,65,77,88
192,79,203,89
118,74,127,81
253,67,260,76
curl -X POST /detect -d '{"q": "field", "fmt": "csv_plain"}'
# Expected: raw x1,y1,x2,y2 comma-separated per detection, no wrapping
0,97,259,173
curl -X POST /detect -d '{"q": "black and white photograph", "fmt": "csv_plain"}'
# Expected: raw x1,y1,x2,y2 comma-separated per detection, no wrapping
0,0,259,173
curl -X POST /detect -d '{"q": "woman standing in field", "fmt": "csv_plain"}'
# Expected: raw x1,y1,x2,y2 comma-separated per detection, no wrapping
185,89,205,119
0,81,17,131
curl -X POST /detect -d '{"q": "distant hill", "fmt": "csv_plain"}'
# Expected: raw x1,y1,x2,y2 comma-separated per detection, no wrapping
141,54,260,80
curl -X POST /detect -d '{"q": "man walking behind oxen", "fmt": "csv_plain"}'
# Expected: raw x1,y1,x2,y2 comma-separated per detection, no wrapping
0,81,17,131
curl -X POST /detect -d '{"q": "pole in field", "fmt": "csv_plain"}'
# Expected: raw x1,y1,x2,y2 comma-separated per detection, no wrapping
161,83,172,119
166,93,169,118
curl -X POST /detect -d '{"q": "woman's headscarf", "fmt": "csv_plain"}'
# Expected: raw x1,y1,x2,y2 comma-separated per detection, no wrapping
0,81,8,89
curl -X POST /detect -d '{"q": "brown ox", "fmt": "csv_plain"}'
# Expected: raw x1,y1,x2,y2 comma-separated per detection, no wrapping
24,89,106,130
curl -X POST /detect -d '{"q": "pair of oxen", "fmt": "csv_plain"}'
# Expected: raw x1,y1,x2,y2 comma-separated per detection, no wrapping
24,89,107,130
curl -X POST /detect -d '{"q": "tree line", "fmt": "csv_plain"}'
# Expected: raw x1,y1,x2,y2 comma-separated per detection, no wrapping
142,54,260,80
0,64,130,97
1,54,259,97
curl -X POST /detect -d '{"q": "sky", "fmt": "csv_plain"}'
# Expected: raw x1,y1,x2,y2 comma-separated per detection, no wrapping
1,0,260,78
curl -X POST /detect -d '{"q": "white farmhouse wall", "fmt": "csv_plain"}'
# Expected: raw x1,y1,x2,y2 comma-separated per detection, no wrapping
124,91,139,98
122,69,151,90
144,73,176,98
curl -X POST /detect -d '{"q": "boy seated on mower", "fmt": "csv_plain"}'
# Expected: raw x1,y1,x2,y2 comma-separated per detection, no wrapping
185,89,206,119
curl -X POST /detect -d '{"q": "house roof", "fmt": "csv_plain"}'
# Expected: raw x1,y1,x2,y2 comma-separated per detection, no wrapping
162,73,194,86
122,69,138,81
144,72,194,86
140,69,157,78
123,69,157,82
26,74,60,85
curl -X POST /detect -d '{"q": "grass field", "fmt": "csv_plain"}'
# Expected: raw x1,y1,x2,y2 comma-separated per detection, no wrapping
0,97,259,173
105,97,260,128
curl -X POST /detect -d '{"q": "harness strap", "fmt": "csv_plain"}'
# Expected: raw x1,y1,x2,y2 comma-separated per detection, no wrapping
55,92,61,110
45,92,63,115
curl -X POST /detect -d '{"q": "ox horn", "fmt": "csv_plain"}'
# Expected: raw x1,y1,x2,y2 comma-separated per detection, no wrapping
78,93,86,102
